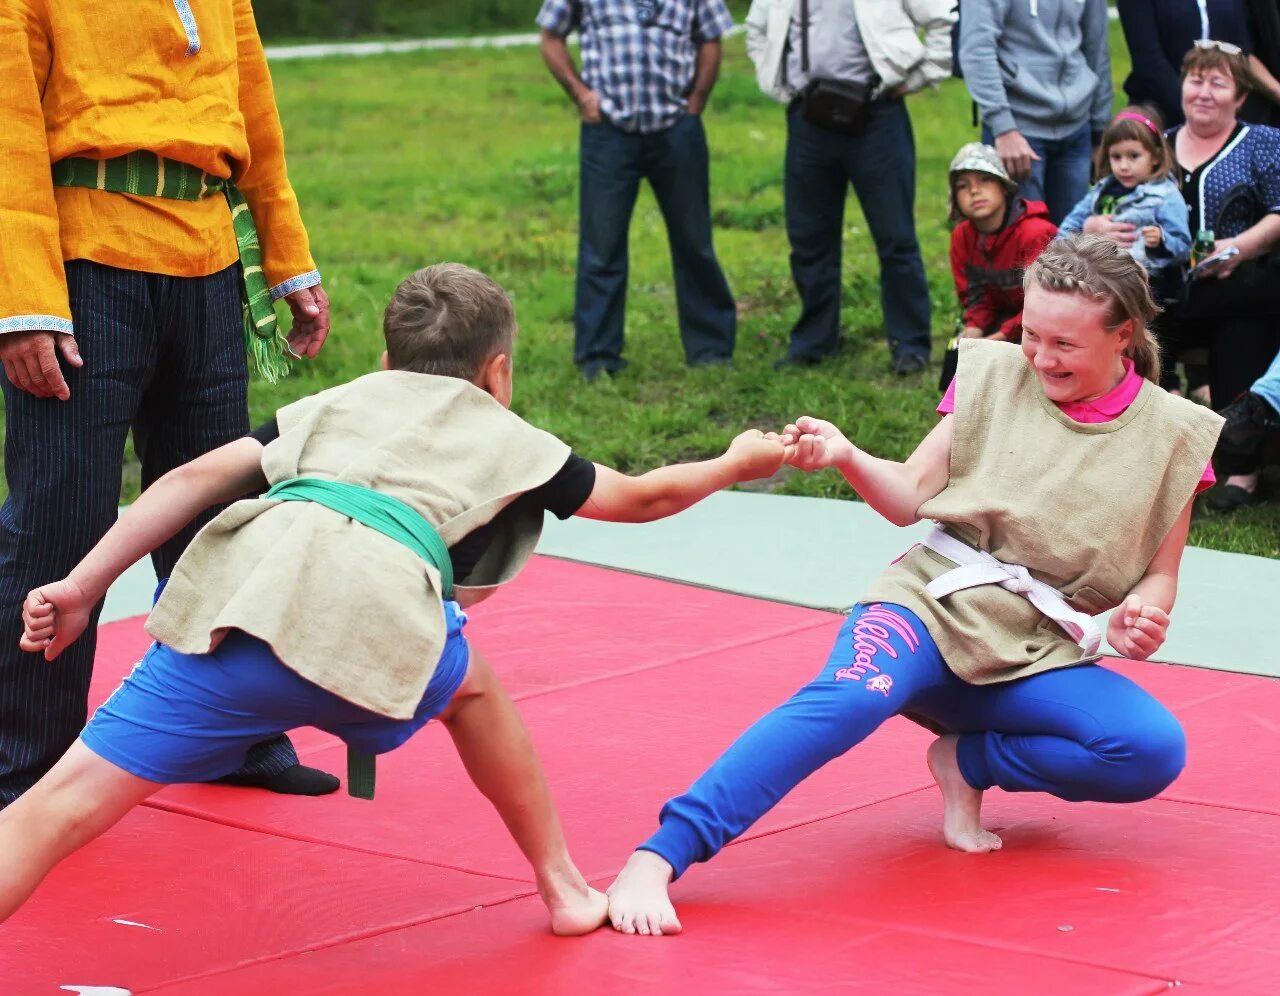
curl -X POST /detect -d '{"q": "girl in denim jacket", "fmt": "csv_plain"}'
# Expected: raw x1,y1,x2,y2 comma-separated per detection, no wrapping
1058,107,1191,300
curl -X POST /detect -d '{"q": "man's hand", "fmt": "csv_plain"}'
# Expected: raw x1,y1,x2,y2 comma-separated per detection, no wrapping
576,88,603,123
20,578,93,661
1082,214,1139,246
780,416,855,473
724,428,786,481
687,91,708,115
0,331,82,401
994,129,1041,182
284,284,330,359
1141,225,1164,249
961,325,987,339
1106,594,1170,661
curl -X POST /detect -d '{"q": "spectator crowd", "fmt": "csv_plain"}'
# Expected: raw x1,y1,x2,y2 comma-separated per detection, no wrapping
535,0,1280,513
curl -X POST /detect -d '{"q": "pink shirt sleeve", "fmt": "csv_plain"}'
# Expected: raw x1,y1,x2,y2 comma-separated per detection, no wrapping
1196,462,1216,493
937,378,957,416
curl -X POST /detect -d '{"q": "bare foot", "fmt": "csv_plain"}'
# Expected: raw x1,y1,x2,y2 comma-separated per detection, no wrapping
542,880,609,937
927,735,1002,853
606,850,682,936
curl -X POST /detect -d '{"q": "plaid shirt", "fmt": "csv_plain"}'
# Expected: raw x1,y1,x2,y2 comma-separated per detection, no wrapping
537,0,734,133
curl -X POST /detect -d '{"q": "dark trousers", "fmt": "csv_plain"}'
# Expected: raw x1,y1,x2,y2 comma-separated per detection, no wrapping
0,261,297,806
575,113,736,370
784,99,931,363
1155,259,1280,475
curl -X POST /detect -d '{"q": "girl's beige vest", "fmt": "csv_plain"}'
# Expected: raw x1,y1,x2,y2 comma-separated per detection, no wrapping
861,340,1223,684
147,371,571,719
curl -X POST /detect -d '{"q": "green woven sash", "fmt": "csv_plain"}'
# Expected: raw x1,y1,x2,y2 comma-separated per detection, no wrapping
264,476,455,801
52,152,292,383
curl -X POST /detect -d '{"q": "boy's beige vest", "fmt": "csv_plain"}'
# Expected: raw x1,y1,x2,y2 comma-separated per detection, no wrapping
147,371,571,719
862,340,1223,684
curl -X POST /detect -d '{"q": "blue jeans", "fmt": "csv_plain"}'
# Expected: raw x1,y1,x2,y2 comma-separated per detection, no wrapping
0,261,298,806
784,99,931,363
1252,346,1280,414
575,113,736,370
983,122,1093,226
640,603,1186,879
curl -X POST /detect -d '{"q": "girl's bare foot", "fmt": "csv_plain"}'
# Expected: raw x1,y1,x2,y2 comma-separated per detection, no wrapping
927,735,1002,853
606,850,682,936
539,870,609,936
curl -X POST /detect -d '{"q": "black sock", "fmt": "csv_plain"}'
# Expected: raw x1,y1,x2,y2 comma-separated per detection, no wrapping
214,763,340,796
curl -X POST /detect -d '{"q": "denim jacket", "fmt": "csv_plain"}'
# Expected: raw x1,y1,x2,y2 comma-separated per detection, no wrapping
1058,176,1191,272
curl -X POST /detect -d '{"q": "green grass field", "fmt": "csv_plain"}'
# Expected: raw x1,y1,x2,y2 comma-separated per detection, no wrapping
6,25,1278,557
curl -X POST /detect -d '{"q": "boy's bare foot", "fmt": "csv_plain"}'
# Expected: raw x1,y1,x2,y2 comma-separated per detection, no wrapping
927,735,1002,853
606,850,682,936
543,881,609,936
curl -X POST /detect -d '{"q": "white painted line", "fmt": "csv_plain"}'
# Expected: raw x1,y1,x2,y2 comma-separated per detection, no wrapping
265,24,743,61
60,988,133,996
111,918,162,931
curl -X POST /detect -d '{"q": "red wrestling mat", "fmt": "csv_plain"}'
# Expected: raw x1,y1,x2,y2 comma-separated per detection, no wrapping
8,557,1279,994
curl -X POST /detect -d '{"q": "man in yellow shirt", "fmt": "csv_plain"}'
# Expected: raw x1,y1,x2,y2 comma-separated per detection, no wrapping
0,0,337,804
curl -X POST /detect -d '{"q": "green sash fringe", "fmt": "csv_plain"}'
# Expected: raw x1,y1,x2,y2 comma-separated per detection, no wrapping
52,152,292,383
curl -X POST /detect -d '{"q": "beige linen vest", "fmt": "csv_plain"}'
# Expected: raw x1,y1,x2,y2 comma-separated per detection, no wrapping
147,371,571,719
861,340,1223,684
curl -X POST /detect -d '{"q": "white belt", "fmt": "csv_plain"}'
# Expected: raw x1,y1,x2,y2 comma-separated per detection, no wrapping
921,526,1102,656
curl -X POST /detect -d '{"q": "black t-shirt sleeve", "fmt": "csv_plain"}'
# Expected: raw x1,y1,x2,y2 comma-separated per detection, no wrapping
249,418,280,445
522,453,597,519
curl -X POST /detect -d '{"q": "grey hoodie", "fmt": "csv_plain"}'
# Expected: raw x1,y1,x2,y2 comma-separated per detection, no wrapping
960,0,1112,140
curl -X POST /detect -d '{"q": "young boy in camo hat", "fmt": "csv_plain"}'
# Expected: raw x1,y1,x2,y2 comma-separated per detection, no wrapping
941,142,1058,391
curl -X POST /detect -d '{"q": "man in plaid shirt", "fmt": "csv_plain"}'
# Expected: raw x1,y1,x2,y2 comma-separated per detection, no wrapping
537,0,738,381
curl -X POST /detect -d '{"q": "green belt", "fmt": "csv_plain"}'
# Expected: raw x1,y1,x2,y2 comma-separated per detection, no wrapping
52,151,292,383
266,476,455,800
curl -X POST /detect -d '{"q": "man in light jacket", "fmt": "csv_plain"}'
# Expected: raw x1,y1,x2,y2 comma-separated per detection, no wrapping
960,0,1112,225
746,0,953,374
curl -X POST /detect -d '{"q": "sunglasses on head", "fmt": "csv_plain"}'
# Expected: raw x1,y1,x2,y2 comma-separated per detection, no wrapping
1194,39,1243,55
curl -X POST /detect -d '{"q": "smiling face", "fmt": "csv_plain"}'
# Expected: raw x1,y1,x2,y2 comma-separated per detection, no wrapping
1182,65,1246,133
1020,286,1132,403
1107,138,1158,188
952,171,1008,232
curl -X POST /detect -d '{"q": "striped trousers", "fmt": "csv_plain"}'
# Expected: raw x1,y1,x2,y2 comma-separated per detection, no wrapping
0,261,297,807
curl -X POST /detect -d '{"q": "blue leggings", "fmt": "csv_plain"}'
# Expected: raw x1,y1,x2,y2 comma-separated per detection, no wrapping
641,603,1186,878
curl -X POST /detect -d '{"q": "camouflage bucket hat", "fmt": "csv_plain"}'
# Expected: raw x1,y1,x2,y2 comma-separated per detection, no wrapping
949,142,1015,187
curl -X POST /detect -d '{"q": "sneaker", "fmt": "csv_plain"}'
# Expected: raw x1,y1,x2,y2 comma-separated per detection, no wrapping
1206,483,1262,512
580,359,627,383
1218,391,1279,456
890,352,928,376
772,353,826,371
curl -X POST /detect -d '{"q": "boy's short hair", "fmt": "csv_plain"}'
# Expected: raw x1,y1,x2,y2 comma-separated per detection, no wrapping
383,263,516,379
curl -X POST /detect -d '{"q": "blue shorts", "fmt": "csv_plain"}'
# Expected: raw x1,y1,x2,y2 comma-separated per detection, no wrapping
81,601,470,783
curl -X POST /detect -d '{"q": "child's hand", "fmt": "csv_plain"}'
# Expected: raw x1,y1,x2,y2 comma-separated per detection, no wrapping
1082,214,1138,246
725,428,786,482
1141,225,1163,249
960,325,986,339
779,416,854,473
20,579,93,661
1106,594,1170,661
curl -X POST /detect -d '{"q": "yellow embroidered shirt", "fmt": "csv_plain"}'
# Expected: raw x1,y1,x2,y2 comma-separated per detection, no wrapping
0,0,318,335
